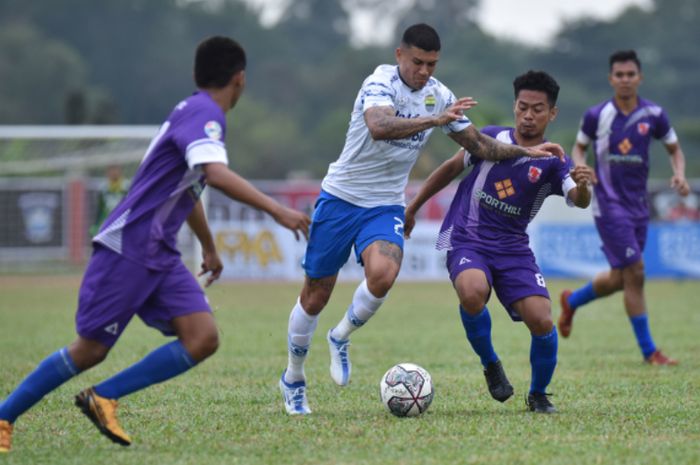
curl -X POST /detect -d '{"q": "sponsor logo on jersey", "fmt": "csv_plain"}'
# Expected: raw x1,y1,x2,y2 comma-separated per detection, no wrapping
459,257,472,265
527,166,542,183
204,120,222,140
494,179,516,199
626,247,636,258
617,138,632,155
424,94,436,112
474,189,522,216
637,122,650,135
104,323,119,335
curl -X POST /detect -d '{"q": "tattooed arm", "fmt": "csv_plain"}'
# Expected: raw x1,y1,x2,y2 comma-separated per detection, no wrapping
364,97,477,140
449,125,565,162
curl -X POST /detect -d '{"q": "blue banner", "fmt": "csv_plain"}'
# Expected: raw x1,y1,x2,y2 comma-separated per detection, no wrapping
530,222,700,278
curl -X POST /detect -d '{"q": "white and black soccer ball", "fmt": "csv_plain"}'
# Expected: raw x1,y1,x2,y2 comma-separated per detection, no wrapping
379,363,433,417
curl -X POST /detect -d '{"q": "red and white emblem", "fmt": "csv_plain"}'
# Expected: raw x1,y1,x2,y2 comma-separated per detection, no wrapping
528,165,542,183
637,122,650,135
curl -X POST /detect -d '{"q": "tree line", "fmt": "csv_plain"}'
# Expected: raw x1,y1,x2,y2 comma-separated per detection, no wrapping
0,0,697,178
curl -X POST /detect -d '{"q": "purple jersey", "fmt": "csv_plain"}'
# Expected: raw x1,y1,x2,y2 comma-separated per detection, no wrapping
94,91,228,270
577,97,677,220
437,126,575,253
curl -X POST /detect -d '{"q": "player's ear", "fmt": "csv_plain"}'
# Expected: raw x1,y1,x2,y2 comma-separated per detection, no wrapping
549,106,558,122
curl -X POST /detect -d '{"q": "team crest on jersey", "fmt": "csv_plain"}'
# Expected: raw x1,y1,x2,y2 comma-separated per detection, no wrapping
618,138,632,155
527,166,542,183
424,94,436,112
204,121,222,140
494,178,515,199
637,122,650,135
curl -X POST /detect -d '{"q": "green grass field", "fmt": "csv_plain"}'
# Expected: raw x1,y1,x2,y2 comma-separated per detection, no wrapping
1,277,699,465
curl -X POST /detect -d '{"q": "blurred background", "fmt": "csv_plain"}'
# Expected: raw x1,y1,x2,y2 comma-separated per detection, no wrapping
0,0,698,277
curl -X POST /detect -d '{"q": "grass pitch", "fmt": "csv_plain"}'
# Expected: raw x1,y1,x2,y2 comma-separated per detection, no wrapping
0,277,698,465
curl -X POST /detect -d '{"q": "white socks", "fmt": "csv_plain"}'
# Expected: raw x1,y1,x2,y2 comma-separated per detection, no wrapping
285,298,319,383
330,279,386,341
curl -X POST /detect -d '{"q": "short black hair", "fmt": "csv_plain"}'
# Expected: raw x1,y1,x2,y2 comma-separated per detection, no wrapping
194,36,246,88
609,49,641,71
401,23,441,52
513,70,560,106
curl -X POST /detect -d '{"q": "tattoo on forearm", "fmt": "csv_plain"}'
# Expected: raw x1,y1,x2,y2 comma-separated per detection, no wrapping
367,109,432,140
464,132,525,161
377,240,403,267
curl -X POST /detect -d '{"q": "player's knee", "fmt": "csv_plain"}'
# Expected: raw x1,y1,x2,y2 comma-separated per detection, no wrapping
68,339,110,370
366,272,397,298
301,291,331,314
623,261,645,287
186,330,219,362
529,316,554,336
459,294,487,314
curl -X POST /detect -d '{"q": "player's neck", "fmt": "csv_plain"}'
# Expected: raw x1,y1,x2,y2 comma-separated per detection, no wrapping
614,94,639,115
201,88,232,113
513,133,543,148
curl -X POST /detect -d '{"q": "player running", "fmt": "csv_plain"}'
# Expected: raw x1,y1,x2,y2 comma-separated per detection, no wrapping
279,24,565,415
405,70,593,413
0,36,309,452
558,50,689,366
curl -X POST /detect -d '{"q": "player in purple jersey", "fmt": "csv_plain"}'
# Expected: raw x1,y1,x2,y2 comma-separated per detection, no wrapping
0,36,310,452
278,25,567,416
558,50,690,366
405,71,594,413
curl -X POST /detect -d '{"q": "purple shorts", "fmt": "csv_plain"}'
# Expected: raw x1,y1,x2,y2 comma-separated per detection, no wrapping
594,216,647,268
75,245,211,347
446,246,549,321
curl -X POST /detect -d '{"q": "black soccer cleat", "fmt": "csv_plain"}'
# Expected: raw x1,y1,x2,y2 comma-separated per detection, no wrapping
483,360,514,403
526,392,557,414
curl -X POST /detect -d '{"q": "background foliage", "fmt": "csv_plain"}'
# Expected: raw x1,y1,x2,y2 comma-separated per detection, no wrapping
0,0,698,178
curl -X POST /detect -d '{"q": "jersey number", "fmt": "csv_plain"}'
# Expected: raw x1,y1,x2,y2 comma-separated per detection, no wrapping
535,273,546,288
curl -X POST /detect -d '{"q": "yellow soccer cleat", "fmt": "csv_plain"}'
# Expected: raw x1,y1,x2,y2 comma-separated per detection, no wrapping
0,420,12,452
75,388,131,446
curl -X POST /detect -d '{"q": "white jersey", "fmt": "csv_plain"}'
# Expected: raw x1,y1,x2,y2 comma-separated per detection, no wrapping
321,64,471,208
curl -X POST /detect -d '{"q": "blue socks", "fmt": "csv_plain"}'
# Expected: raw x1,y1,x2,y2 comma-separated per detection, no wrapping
459,306,498,367
94,340,196,399
530,328,558,394
0,348,79,423
0,341,197,423
629,314,656,358
568,281,597,310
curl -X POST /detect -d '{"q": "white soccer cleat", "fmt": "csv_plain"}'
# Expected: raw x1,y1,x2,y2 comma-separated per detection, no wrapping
279,371,311,415
327,329,351,386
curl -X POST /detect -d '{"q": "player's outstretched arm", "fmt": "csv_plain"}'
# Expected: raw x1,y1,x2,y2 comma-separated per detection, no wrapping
665,142,690,196
187,199,223,287
449,125,565,162
364,97,477,141
570,141,589,167
567,165,594,208
404,149,465,239
202,163,311,240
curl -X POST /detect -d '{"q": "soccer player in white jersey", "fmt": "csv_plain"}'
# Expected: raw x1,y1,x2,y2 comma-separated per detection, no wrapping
279,23,565,415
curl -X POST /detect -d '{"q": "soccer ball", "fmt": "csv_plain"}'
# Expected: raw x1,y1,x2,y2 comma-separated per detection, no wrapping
379,363,433,417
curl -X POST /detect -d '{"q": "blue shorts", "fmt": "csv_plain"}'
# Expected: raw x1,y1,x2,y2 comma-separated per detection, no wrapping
75,245,211,347
446,245,549,321
302,191,405,279
595,215,647,268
